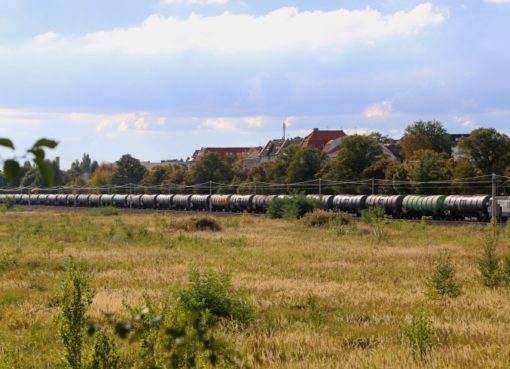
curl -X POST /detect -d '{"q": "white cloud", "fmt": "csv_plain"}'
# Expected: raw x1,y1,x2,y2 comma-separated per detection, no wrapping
32,31,60,45
32,3,447,55
202,118,237,131
244,116,265,128
162,0,227,4
201,116,267,132
453,115,474,128
364,100,393,119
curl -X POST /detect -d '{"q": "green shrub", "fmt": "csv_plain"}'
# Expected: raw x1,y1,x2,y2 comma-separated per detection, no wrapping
175,269,254,324
86,331,119,369
90,206,120,217
479,218,502,288
191,217,222,232
0,254,20,272
305,293,324,327
361,206,385,224
402,305,433,361
2,197,15,210
430,252,462,297
301,209,350,228
59,263,94,369
267,195,322,219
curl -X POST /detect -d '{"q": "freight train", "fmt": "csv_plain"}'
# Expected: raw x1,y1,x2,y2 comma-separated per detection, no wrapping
1,193,509,221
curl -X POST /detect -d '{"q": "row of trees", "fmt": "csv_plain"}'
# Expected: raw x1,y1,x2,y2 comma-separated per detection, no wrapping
2,122,510,195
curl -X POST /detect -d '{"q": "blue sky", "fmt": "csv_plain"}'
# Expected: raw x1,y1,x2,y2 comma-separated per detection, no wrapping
0,0,509,168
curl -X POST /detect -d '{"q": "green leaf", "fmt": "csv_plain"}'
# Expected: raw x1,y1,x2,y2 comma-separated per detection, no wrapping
28,148,45,161
34,158,55,187
3,160,20,183
32,138,58,149
0,138,15,150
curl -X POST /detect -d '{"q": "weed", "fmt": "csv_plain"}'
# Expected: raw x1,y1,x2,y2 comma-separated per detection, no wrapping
305,293,323,327
371,223,387,243
430,252,462,297
361,206,385,225
267,195,322,219
301,209,350,228
402,305,433,361
0,254,20,272
58,262,94,369
191,217,222,232
175,268,254,324
86,331,119,369
342,335,379,350
90,206,120,217
479,218,502,288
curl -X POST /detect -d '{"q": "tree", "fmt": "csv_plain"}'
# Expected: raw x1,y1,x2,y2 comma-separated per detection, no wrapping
408,150,450,194
186,153,233,192
112,154,147,185
89,164,115,187
400,134,433,159
323,135,383,180
71,153,99,177
403,121,452,155
285,147,326,184
453,158,482,194
457,128,510,175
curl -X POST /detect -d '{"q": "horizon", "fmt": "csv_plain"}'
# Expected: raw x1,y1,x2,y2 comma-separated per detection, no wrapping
1,1,509,169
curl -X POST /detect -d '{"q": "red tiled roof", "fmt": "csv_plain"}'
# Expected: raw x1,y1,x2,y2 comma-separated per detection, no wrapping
301,129,347,151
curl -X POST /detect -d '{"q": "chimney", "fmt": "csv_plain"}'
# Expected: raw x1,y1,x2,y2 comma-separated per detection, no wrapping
313,128,318,132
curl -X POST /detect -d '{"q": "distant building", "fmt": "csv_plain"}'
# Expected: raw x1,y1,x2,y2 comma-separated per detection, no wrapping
322,136,400,161
243,137,303,169
301,128,347,151
141,159,188,170
450,133,470,159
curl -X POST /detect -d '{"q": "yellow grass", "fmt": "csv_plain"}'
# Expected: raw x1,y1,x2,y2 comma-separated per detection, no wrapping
0,208,509,368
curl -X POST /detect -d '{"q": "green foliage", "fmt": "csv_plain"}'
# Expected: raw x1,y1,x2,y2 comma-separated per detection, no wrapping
305,293,324,327
267,195,322,219
186,153,233,192
301,209,350,228
112,154,148,185
408,150,450,194
457,128,510,174
176,269,254,324
167,217,222,232
59,262,94,369
322,135,383,187
90,206,121,217
2,197,15,211
284,147,326,183
478,218,502,288
0,254,20,272
0,137,58,185
404,120,452,155
86,331,119,369
361,206,385,224
430,252,462,297
402,305,433,361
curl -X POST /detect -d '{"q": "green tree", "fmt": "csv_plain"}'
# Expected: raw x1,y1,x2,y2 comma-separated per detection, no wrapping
323,135,383,180
71,153,98,176
89,165,115,187
457,128,510,175
186,153,233,192
408,150,450,194
453,158,482,194
404,120,452,155
112,154,148,185
285,147,326,184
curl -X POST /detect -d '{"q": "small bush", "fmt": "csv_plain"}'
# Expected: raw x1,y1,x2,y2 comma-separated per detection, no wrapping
267,195,322,220
90,206,120,217
361,206,385,224
430,252,462,297
305,293,324,327
191,216,222,231
301,209,350,228
86,331,119,369
2,197,15,210
479,218,502,288
0,254,20,272
176,269,254,324
402,305,433,361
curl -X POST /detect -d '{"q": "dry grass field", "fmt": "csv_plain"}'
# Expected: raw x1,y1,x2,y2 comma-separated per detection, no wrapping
1,207,510,368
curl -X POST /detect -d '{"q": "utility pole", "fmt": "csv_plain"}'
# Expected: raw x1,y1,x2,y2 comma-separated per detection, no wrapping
209,180,213,212
282,121,286,140
318,178,322,196
491,173,497,220
372,178,375,195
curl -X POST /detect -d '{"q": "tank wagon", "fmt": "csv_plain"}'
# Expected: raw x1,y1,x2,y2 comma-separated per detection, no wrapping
2,192,510,221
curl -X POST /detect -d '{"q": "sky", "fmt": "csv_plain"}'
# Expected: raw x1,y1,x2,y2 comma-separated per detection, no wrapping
0,0,509,168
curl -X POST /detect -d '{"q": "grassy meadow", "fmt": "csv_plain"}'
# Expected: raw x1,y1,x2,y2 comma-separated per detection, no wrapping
0,207,510,368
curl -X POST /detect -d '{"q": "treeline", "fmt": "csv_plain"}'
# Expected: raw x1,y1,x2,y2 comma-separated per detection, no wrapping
4,121,510,195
